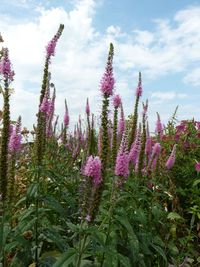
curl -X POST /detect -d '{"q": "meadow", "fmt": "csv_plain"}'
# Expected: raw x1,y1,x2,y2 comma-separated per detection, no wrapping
0,24,199,267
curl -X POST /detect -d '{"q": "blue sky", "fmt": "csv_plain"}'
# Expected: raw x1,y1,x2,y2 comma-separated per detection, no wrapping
1,0,200,131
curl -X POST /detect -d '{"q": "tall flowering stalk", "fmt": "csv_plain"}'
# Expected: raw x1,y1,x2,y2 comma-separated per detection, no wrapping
128,72,142,149
82,155,102,221
156,112,163,140
118,103,125,143
112,94,121,165
115,132,129,186
46,85,56,137
62,99,69,144
165,144,176,170
0,47,14,267
147,142,162,174
34,25,64,266
35,24,64,166
86,98,91,154
89,114,95,155
145,122,152,164
129,123,141,168
100,43,114,175
0,48,14,201
7,116,22,205
137,100,148,179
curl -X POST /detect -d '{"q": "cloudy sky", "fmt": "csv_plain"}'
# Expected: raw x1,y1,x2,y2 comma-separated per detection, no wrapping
1,0,200,131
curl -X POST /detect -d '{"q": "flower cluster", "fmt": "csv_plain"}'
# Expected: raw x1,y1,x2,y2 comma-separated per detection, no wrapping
46,24,64,60
100,43,114,96
83,156,102,187
113,94,121,108
0,48,15,81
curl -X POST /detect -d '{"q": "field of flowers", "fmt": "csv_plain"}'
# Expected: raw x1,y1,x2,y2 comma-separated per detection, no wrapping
0,24,199,267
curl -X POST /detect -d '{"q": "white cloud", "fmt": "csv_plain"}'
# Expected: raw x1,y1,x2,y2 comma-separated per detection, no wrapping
184,68,200,86
0,1,200,130
150,91,187,101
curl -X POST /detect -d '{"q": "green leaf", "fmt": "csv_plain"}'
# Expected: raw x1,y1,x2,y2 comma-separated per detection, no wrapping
118,254,131,267
150,243,167,263
26,183,38,200
167,212,183,221
44,196,67,218
115,214,140,261
193,179,200,187
53,248,76,267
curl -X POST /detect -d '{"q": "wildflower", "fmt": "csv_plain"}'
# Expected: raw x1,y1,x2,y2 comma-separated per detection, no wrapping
46,24,64,60
152,142,161,157
100,43,114,96
8,129,22,153
39,96,49,114
129,126,141,166
113,94,121,108
195,161,200,172
83,156,102,187
85,214,91,222
155,112,163,136
165,144,176,170
118,103,125,137
64,100,69,127
0,48,15,81
86,98,90,116
128,72,142,149
145,123,152,156
115,134,129,178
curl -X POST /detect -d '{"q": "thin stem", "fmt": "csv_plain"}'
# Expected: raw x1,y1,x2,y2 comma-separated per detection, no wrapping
35,167,41,267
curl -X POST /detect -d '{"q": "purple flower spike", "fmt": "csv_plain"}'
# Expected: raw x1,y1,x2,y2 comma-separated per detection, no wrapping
152,143,161,157
46,24,64,61
40,96,49,114
83,156,102,187
0,48,15,82
100,43,114,96
135,72,142,97
115,134,129,177
9,127,22,153
129,127,141,166
113,94,121,108
166,144,177,170
195,161,200,172
86,98,90,116
64,100,69,127
155,112,163,136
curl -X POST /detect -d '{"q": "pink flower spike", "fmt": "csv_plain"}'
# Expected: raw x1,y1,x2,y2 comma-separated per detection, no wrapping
85,214,91,222
64,100,69,127
195,161,200,172
135,72,142,98
118,103,125,137
129,127,141,166
115,134,129,178
86,98,90,116
8,128,22,153
113,94,121,108
40,96,49,114
155,112,163,136
100,43,114,96
45,24,64,61
83,156,102,187
152,143,161,157
165,144,177,170
0,48,15,82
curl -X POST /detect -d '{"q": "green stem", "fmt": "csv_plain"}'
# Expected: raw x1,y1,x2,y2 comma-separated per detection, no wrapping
35,167,41,267
76,221,88,267
101,95,109,176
